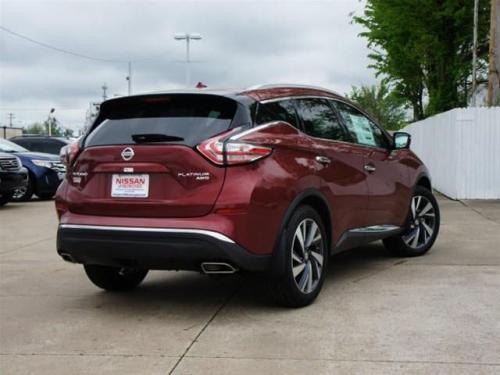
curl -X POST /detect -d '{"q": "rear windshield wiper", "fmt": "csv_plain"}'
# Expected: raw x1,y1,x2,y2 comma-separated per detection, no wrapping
131,133,184,143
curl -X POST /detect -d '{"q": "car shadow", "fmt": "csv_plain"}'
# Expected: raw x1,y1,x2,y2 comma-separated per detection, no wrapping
71,242,397,312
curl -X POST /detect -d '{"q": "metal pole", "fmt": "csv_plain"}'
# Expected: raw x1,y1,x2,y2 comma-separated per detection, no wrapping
186,36,191,87
471,0,479,106
127,61,132,96
8,113,14,127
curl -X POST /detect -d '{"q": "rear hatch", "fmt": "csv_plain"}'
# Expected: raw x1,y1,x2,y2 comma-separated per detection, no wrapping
67,94,239,218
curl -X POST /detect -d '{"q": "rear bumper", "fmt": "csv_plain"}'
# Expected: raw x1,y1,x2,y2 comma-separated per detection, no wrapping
57,224,271,272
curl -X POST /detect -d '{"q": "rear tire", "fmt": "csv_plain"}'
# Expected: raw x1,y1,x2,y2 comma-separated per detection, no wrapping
84,265,148,291
383,186,440,257
270,205,328,307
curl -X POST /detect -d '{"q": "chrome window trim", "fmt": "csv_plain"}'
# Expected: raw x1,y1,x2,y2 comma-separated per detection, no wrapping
59,224,235,244
229,122,286,140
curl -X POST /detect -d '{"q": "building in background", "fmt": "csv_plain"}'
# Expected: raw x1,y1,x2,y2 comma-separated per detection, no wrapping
1,126,23,139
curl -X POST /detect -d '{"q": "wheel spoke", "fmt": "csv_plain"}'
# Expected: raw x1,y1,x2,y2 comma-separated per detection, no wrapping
306,222,318,247
298,263,309,291
421,220,434,238
418,202,433,217
310,250,323,266
293,263,306,278
306,262,313,293
404,228,418,245
411,227,421,247
291,251,302,264
411,198,417,219
294,226,306,256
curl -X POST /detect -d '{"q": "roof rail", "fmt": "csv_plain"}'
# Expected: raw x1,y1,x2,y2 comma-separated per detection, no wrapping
243,83,341,96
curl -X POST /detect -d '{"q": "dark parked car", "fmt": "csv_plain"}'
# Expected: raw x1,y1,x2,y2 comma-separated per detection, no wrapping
55,85,440,307
0,138,66,201
10,136,71,155
0,151,28,206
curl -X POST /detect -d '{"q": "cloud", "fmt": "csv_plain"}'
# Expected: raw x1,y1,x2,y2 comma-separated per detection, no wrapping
0,0,374,131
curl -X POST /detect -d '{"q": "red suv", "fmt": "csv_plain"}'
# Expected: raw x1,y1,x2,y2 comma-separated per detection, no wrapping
55,85,440,307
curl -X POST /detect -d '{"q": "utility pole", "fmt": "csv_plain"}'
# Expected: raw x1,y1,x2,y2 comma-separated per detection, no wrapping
126,61,132,96
102,84,108,101
488,0,500,106
7,113,15,127
472,0,479,106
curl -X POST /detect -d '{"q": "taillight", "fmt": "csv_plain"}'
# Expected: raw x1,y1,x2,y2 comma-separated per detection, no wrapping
60,142,81,167
197,132,272,166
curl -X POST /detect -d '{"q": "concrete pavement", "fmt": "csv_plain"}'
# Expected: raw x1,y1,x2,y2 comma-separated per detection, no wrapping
1,196,499,374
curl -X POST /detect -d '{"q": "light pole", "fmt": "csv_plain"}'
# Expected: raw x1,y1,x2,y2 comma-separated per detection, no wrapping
174,32,202,87
47,108,55,136
126,61,132,95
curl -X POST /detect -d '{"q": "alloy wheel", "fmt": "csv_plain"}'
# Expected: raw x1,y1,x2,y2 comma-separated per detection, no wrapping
291,218,324,294
12,174,28,200
402,195,436,249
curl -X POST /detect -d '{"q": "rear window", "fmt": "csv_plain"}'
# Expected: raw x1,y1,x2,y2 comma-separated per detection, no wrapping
85,94,237,147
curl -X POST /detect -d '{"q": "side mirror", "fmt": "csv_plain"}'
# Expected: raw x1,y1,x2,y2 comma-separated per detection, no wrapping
393,132,411,149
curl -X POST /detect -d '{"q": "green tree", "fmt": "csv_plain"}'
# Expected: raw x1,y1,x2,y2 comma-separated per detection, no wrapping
347,82,407,130
23,117,64,136
354,0,490,119
23,122,46,135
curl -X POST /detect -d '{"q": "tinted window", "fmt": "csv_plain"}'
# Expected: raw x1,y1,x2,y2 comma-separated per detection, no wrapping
256,100,299,129
294,98,347,141
11,138,31,150
85,95,237,147
33,140,64,155
334,101,389,148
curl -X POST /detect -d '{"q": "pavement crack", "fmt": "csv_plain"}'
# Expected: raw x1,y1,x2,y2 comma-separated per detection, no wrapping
168,282,242,374
0,236,54,255
459,200,500,225
184,354,500,367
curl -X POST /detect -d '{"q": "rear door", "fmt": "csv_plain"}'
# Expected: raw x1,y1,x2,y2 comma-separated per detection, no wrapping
67,94,240,218
334,101,410,225
293,97,371,239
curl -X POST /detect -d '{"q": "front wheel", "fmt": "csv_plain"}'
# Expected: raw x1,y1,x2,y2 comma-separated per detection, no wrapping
12,175,33,202
383,186,440,257
84,265,148,291
270,205,328,307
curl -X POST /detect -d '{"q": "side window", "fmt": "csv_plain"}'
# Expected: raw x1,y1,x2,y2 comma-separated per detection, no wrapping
334,101,389,148
31,140,48,153
294,98,347,141
46,140,64,154
256,100,299,129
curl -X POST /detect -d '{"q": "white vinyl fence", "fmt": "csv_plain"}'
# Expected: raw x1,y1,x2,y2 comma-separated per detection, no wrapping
404,107,500,199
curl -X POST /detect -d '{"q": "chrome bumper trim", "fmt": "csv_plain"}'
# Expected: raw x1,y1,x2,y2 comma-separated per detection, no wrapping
58,224,235,244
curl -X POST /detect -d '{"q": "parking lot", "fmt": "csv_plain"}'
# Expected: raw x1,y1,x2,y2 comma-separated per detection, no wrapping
1,195,499,374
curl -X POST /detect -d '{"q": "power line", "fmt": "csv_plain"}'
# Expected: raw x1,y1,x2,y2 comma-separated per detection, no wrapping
0,25,128,63
0,25,170,64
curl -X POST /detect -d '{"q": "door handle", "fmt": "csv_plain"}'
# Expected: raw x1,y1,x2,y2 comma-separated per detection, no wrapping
364,164,376,173
315,156,331,165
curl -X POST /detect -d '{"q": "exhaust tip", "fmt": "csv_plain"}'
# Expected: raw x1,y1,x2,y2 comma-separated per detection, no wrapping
59,252,76,263
201,262,238,274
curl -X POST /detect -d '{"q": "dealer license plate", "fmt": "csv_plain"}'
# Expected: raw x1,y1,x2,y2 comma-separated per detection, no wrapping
111,174,149,198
